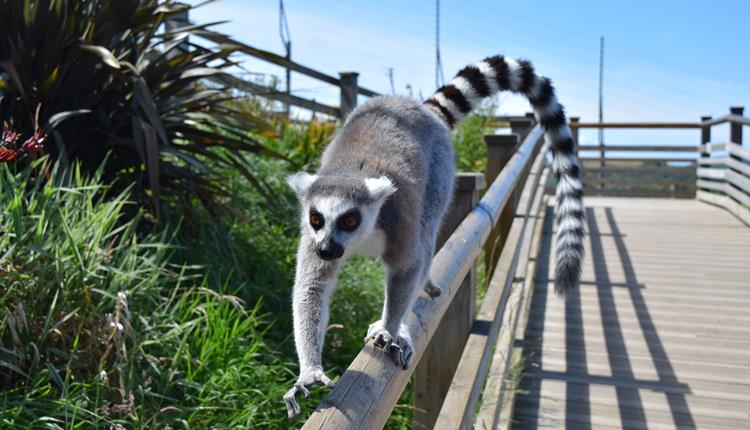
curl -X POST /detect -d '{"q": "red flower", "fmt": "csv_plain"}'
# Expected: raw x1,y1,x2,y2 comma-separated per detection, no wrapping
1,123,21,147
21,129,47,157
0,146,18,161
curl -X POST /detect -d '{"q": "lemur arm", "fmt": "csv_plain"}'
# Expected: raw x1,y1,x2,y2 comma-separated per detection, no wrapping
283,236,338,418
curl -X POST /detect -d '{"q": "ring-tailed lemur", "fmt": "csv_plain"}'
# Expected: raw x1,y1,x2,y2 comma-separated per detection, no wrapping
283,55,583,418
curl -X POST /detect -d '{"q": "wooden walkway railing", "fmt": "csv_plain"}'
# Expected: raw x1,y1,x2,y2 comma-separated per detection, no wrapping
298,107,748,429
569,107,749,199
696,109,750,224
301,121,549,429
167,9,379,118
216,43,380,118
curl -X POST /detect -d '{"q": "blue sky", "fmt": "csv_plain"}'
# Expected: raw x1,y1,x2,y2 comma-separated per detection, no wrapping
188,0,749,146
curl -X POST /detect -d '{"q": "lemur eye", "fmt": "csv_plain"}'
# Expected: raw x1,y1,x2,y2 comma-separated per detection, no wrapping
309,211,324,230
338,211,360,231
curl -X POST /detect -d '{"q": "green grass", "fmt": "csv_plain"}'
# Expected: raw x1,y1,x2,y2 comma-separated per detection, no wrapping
1,102,498,429
0,160,294,429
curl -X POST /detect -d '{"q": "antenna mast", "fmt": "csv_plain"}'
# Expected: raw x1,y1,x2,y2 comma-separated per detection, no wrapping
279,0,292,115
435,0,444,88
598,36,605,147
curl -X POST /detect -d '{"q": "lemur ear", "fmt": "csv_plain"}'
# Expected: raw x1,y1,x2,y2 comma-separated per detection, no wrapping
365,176,397,202
287,172,318,195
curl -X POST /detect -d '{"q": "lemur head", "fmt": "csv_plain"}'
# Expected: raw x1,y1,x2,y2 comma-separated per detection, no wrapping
287,172,396,260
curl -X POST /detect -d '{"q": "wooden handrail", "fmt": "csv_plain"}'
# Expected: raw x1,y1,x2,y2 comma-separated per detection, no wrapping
577,144,698,152
700,113,750,127
475,169,550,430
569,113,750,129
435,138,549,429
231,43,380,97
213,75,341,117
578,157,697,163
697,137,750,224
296,107,747,427
570,122,702,129
301,126,546,429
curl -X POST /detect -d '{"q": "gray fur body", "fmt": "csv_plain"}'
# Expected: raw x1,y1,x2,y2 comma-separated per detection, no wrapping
320,96,454,272
283,55,583,419
283,97,454,418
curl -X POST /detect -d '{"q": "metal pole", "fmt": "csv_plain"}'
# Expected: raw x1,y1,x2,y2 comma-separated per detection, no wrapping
435,0,444,88
339,72,359,119
279,0,292,116
598,36,605,190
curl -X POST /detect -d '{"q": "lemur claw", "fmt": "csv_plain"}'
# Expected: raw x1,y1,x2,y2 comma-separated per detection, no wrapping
283,368,335,419
388,335,414,369
365,321,414,370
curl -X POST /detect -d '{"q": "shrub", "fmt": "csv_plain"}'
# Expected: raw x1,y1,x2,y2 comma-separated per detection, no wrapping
452,101,498,173
0,0,286,213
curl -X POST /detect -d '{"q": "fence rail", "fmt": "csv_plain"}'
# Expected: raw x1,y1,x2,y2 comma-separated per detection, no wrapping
569,107,749,199
228,43,380,118
296,105,747,429
697,141,750,224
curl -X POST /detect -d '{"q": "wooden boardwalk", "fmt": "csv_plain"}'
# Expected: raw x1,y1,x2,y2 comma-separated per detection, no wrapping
512,197,750,430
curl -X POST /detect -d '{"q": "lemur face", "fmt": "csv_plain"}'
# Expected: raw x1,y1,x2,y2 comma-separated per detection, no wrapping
287,173,396,260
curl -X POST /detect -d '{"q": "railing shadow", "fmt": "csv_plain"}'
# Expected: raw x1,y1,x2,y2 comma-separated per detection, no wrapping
514,205,555,427
513,205,696,429
602,207,697,429
586,207,648,428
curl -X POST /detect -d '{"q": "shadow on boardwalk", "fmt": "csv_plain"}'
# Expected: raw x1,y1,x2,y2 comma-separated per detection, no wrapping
510,199,732,429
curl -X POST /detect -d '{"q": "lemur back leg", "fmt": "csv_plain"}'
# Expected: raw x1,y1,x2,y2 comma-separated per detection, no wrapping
365,260,424,369
421,228,441,298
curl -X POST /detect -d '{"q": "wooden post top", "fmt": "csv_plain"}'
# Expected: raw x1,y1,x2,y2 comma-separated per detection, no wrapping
484,133,520,147
455,172,485,191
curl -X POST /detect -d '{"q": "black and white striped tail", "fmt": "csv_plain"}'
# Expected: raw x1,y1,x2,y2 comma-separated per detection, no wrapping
425,55,584,294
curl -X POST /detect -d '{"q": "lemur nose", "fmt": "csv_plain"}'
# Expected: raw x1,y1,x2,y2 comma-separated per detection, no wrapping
317,242,344,260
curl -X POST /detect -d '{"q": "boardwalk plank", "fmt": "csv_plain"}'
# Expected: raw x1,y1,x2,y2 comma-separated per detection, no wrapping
510,198,750,430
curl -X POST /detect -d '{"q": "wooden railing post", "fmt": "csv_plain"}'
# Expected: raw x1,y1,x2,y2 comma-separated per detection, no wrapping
570,117,580,147
414,172,484,430
484,134,520,280
509,114,535,142
700,115,712,159
339,72,359,118
730,106,744,144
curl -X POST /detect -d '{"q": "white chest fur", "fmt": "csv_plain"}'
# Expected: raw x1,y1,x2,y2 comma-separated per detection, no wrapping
354,228,386,257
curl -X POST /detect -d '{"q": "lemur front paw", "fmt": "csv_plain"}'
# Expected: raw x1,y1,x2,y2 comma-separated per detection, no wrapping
283,367,336,419
364,322,414,370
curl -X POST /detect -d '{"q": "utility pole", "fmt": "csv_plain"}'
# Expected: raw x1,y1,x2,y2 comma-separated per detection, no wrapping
279,0,292,116
598,36,605,189
598,36,605,147
435,0,444,88
387,68,396,95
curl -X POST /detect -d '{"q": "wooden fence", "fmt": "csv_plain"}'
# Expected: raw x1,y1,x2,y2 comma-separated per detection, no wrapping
570,119,700,198
295,107,748,429
696,109,750,224
217,43,380,118
570,106,749,199
165,9,379,118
